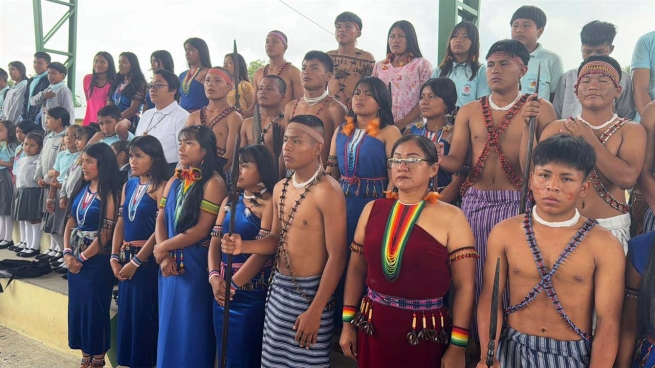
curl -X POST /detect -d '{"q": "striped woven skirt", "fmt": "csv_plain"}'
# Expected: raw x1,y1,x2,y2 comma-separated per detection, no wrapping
261,272,334,368
461,188,520,338
498,326,591,368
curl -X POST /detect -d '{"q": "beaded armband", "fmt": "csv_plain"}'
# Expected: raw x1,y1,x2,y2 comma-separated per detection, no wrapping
450,326,469,348
200,199,220,215
626,286,640,299
159,197,167,209
102,218,117,230
326,155,338,168
448,247,479,265
118,206,123,217
350,241,364,255
256,228,271,239
342,305,357,323
211,225,223,238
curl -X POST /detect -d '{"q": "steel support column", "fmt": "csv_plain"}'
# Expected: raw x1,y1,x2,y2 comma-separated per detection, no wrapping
438,0,480,65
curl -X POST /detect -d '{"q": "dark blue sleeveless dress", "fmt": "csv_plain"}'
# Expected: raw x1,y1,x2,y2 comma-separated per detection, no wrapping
68,185,114,355
179,70,209,111
116,178,159,368
157,179,215,368
213,196,272,367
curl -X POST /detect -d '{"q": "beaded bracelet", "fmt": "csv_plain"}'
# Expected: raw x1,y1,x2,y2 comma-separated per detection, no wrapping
130,256,143,268
63,249,73,256
208,270,221,282
450,326,469,348
110,254,120,263
77,253,87,263
626,287,640,299
230,280,239,292
342,305,357,323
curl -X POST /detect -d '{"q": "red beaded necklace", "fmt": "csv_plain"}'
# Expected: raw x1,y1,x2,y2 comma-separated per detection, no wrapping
263,62,291,77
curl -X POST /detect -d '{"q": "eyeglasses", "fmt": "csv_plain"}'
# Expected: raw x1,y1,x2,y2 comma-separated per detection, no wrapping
148,83,169,91
387,158,432,169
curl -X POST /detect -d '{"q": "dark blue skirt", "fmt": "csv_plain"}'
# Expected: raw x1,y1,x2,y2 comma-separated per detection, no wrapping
68,254,114,355
213,289,267,368
117,255,159,368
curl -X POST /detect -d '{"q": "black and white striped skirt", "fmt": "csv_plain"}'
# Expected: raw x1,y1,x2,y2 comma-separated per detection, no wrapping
498,326,591,368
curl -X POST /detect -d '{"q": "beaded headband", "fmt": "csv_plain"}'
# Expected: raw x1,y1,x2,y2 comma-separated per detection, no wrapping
207,68,233,88
268,31,288,46
286,122,324,144
574,61,620,94
487,52,525,67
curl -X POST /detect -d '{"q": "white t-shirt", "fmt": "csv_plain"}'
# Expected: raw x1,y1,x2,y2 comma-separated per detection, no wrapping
135,100,189,164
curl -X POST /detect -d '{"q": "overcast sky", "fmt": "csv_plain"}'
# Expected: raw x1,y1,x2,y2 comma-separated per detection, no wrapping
1,0,654,103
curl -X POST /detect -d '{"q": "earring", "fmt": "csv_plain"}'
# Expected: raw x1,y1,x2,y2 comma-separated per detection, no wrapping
257,181,266,190
377,109,381,118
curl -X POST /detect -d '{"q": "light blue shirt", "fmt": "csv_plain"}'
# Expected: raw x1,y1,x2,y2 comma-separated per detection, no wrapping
100,131,134,146
29,71,48,99
53,149,81,184
631,30,655,122
0,142,15,171
431,62,490,107
520,44,564,100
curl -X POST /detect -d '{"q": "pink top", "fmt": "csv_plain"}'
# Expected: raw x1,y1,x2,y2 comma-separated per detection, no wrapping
372,57,432,122
83,74,111,126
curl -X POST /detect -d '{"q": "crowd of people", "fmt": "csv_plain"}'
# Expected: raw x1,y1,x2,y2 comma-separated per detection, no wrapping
1,5,655,368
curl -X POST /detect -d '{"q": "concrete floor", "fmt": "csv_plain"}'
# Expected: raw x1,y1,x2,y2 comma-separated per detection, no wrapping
0,325,78,368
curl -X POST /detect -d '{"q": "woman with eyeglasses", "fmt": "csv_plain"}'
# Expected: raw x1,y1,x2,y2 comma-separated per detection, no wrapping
372,20,433,131
339,134,476,368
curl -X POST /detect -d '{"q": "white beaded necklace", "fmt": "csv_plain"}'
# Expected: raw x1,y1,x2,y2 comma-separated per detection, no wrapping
575,114,618,131
292,165,322,188
489,93,521,111
243,188,267,200
533,207,580,228
303,90,329,106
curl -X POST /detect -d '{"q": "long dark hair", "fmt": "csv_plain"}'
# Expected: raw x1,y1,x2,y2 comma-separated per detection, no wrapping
421,78,458,116
151,50,175,73
111,52,147,100
386,20,423,58
175,125,219,233
46,106,71,128
238,145,277,193
77,125,100,143
88,52,117,97
348,76,394,129
184,38,212,69
128,135,170,191
638,239,655,337
75,143,122,249
8,61,27,82
438,21,481,81
225,53,249,83
0,120,18,148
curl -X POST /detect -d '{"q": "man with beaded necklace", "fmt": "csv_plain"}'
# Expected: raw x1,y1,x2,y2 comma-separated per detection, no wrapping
535,55,646,253
477,134,625,367
222,114,347,367
440,39,556,344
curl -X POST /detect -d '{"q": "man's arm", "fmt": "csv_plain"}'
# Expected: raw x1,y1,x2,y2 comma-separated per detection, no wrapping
240,118,252,146
325,101,347,163
591,123,646,190
222,113,243,172
290,66,303,101
590,232,626,367
633,68,652,118
440,103,472,173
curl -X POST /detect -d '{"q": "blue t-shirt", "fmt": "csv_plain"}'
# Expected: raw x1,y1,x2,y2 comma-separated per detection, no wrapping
432,63,490,107
628,231,655,276
100,131,134,146
53,149,81,184
631,31,655,122
520,44,564,100
0,142,15,171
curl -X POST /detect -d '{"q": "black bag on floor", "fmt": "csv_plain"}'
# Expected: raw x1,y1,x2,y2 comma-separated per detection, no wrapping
0,260,52,292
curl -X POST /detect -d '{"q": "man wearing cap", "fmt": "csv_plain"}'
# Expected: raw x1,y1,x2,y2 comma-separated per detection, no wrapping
326,12,375,109
510,5,564,101
252,30,303,109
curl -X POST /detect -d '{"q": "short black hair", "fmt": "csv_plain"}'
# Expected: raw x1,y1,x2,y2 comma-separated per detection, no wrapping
335,11,362,30
510,5,547,29
34,51,51,64
153,69,182,100
580,21,617,47
303,51,334,74
46,106,70,128
533,134,596,178
111,139,130,155
0,68,7,83
17,119,43,135
97,105,122,122
578,55,622,82
25,131,44,150
289,114,325,140
486,39,530,66
262,75,287,95
47,62,67,76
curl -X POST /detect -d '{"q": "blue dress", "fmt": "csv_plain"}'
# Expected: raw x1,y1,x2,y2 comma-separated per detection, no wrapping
213,196,272,367
68,185,114,355
179,70,209,111
116,178,159,368
157,179,215,368
112,86,141,126
628,231,655,368
407,124,452,190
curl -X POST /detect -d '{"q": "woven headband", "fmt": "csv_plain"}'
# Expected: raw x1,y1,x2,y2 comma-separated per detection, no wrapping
574,61,620,94
287,122,324,144
487,52,525,67
268,31,288,46
207,68,233,88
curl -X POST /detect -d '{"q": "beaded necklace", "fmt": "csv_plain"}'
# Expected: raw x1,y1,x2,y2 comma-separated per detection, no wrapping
381,199,426,282
113,81,128,105
290,96,331,119
182,67,201,96
259,113,284,145
263,62,290,77
76,186,97,227
128,180,151,221
346,129,366,173
200,106,237,130
143,111,170,136
576,113,618,131
274,171,324,303
460,94,528,196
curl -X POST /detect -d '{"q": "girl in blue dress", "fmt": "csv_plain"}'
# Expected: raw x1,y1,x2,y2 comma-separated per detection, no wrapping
153,125,227,368
326,76,402,326
209,144,276,367
110,136,169,368
63,142,121,368
405,77,466,204
110,52,147,129
179,38,211,112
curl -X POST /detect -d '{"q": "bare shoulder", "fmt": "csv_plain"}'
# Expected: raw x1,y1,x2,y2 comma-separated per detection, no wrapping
186,111,201,126
492,215,525,238
424,200,465,222
457,101,480,122
287,64,301,74
379,124,401,141
358,50,376,61
583,221,625,256
242,117,253,127
315,173,344,196
326,50,338,56
622,120,646,134
227,110,243,124
205,173,227,194
329,98,347,112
